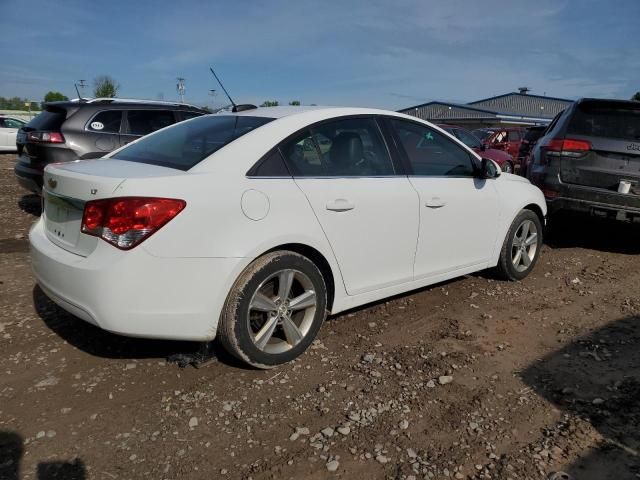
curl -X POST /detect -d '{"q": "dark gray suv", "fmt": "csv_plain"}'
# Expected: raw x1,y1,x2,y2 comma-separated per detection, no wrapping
527,98,640,222
14,99,207,193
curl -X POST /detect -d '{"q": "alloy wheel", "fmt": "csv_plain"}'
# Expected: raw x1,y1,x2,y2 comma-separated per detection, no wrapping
511,219,538,272
247,269,317,354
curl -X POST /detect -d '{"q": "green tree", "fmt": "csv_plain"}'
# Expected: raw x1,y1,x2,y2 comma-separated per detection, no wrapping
42,91,68,107
93,75,120,98
0,96,40,111
632,91,640,101
260,100,279,107
288,100,301,106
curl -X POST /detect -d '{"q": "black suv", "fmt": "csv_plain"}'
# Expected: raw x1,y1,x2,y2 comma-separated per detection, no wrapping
527,98,640,221
14,99,207,193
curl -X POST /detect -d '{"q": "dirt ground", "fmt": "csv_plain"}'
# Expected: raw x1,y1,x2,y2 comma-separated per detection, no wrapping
1,152,639,480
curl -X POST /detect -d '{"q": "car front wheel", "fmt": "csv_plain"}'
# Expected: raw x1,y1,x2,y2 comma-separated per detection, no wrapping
218,251,327,368
495,209,543,281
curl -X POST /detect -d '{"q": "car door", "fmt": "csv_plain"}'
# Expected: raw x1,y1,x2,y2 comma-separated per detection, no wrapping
280,116,419,295
388,118,501,279
0,119,8,147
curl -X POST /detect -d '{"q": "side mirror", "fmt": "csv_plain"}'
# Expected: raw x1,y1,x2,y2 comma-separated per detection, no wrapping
480,143,487,151
480,158,501,179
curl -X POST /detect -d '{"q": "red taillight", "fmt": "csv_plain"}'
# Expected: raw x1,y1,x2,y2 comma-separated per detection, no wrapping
81,197,186,250
541,137,591,164
545,138,591,154
27,131,65,143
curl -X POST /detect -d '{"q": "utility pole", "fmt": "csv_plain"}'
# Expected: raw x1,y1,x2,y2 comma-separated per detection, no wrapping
176,77,186,103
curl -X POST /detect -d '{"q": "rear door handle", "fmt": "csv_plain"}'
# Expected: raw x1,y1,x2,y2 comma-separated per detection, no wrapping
326,199,355,212
425,197,446,208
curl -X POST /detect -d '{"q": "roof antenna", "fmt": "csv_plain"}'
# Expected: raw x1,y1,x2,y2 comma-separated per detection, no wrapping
74,80,86,102
209,67,236,108
209,67,256,113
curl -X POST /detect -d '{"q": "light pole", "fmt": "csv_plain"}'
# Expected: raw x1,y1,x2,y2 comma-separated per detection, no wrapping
176,77,186,103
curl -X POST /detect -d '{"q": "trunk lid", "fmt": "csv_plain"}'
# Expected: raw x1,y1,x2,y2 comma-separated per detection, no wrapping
559,100,640,194
559,136,640,193
42,159,183,256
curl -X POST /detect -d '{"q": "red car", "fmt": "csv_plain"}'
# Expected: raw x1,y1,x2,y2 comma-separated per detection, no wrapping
472,127,526,160
439,125,516,173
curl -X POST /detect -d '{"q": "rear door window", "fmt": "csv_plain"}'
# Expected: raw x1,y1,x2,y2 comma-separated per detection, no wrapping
567,101,640,141
126,110,176,136
113,115,274,170
87,110,122,133
280,117,395,177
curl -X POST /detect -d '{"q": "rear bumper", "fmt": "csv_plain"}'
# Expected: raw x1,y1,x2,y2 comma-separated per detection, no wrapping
14,156,43,194
29,220,246,341
529,166,640,218
546,184,640,218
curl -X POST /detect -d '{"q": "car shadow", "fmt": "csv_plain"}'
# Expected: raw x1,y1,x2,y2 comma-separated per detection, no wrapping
545,212,640,254
33,285,248,368
521,315,640,479
0,430,86,480
18,194,41,217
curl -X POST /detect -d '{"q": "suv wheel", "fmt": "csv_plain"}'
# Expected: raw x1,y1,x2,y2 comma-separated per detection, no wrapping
218,251,327,368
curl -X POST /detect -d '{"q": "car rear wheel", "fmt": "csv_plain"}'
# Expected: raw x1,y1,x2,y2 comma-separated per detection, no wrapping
218,251,327,369
495,210,543,281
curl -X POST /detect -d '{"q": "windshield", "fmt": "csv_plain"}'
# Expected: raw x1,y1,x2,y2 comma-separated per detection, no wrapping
453,129,482,149
472,129,493,141
113,115,274,170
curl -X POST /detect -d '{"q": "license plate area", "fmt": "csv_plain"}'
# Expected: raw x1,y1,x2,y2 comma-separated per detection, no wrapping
44,193,84,248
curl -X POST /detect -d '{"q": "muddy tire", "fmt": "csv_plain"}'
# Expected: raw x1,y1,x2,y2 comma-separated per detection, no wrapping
218,251,327,369
495,209,543,281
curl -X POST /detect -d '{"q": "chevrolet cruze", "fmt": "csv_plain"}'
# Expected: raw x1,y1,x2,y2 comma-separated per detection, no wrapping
30,106,546,368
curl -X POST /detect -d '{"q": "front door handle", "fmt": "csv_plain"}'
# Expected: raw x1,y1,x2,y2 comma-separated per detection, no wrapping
326,199,355,212
425,197,446,208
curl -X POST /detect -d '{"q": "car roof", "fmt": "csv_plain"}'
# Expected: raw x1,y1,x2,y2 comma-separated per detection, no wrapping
45,99,206,111
229,105,354,119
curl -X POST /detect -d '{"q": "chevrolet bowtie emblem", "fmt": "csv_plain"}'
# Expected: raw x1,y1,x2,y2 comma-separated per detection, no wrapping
48,177,57,189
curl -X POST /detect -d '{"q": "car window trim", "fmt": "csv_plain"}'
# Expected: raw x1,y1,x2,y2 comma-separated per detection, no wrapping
386,117,480,178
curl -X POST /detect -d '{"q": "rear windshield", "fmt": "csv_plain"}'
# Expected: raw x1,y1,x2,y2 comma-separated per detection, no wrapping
26,108,66,131
568,101,640,141
113,115,274,170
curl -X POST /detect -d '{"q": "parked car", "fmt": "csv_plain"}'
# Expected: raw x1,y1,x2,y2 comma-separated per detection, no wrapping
527,98,640,221
14,99,207,193
439,124,516,173
30,106,546,368
518,125,547,175
473,127,526,160
0,116,27,152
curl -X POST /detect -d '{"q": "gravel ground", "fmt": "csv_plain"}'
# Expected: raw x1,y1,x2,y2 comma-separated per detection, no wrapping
1,153,639,480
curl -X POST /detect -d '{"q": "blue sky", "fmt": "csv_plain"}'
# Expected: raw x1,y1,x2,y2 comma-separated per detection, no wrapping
1,0,638,109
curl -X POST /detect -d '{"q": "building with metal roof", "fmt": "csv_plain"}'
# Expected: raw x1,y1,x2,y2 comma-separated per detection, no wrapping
398,91,573,129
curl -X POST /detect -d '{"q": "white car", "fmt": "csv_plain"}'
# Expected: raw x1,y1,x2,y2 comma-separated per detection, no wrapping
0,116,27,152
30,106,546,368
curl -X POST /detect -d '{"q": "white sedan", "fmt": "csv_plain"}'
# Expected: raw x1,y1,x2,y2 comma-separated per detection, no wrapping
30,106,546,368
0,116,27,152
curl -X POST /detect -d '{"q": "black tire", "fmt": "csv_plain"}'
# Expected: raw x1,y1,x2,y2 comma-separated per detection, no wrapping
218,251,327,369
495,209,543,281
